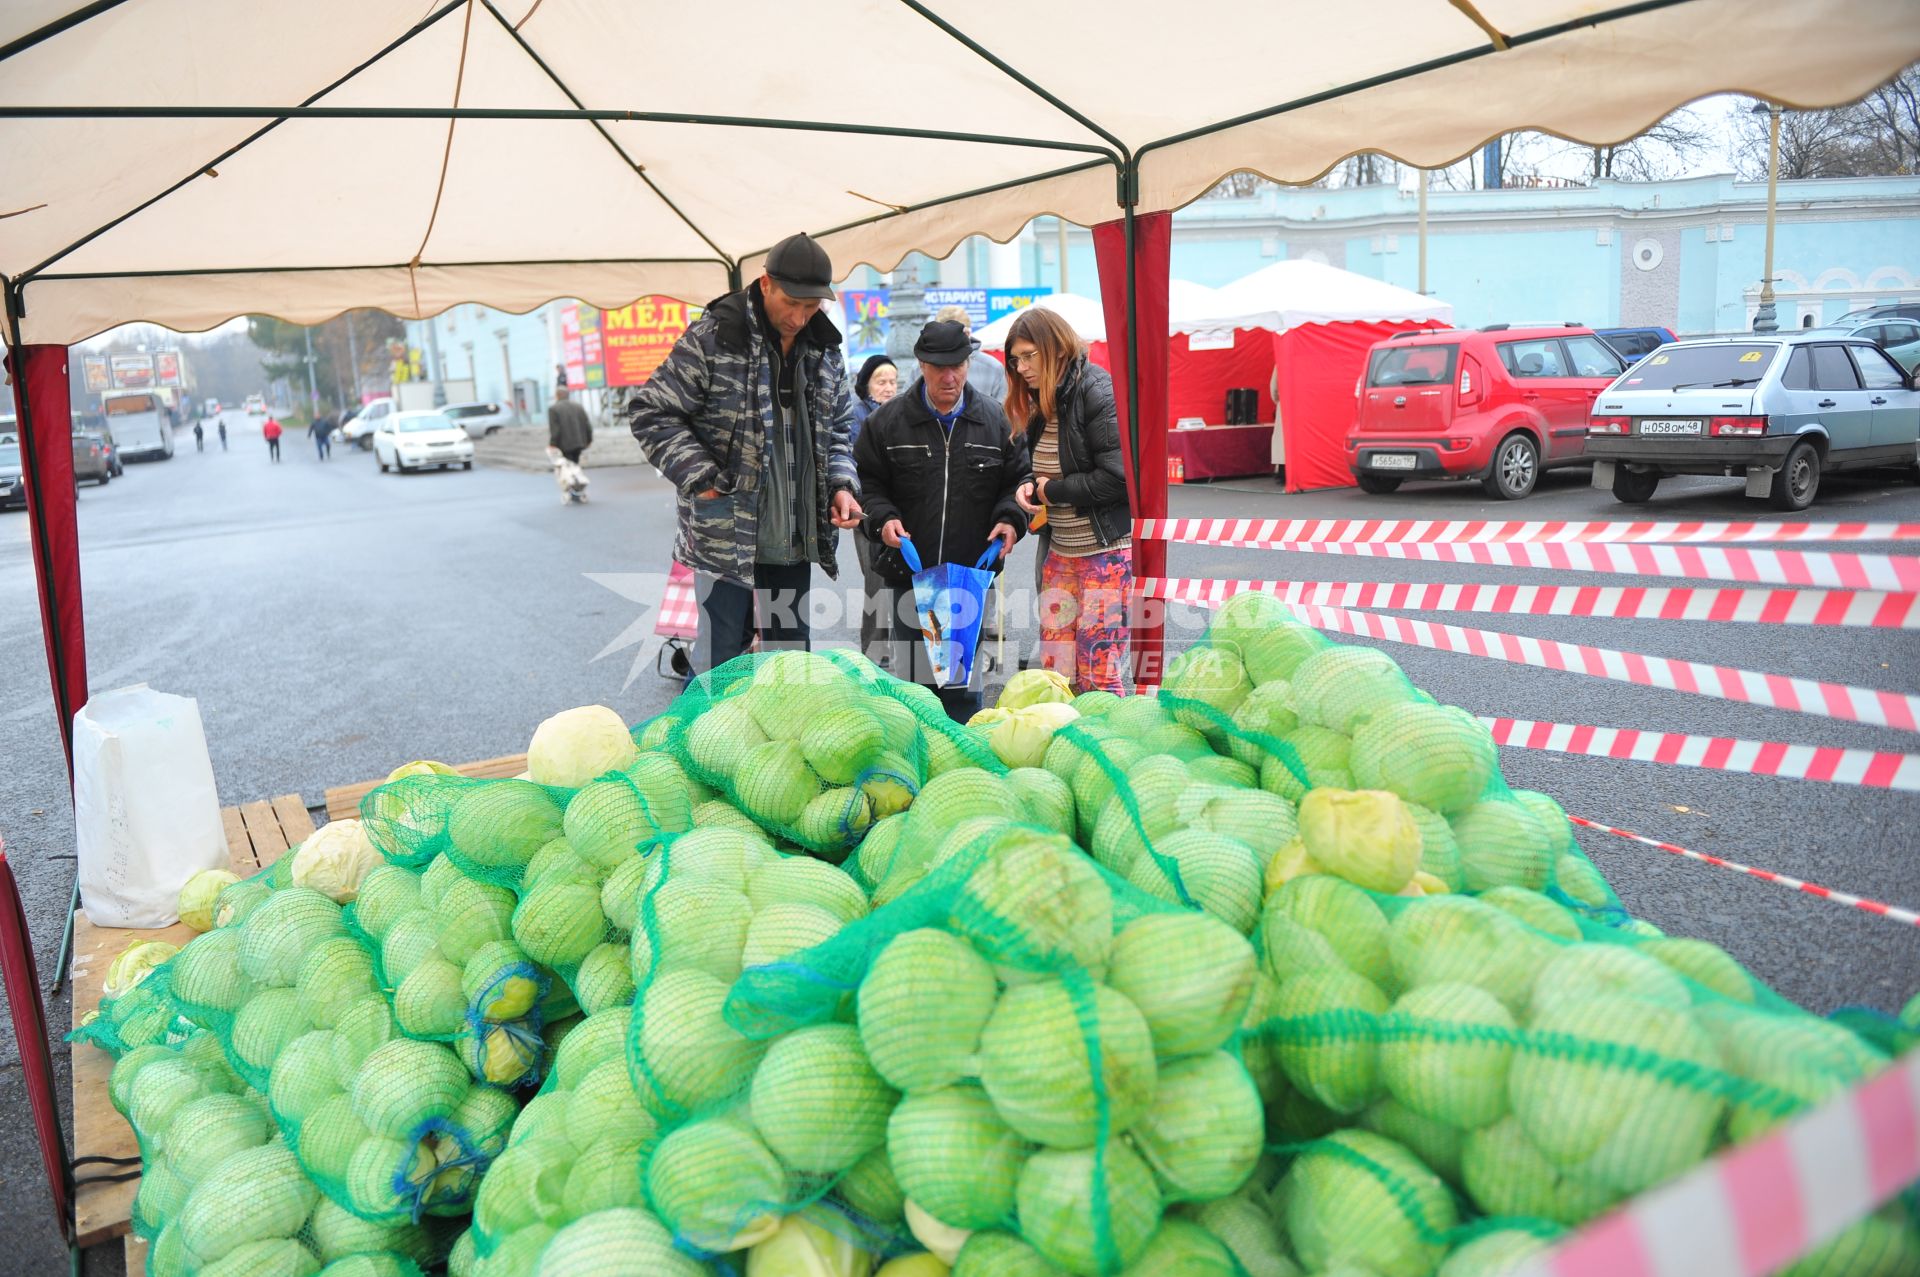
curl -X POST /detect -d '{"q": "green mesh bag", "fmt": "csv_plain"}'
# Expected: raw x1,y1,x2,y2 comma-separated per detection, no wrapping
655,648,1003,862
89,1023,447,1277
619,817,1266,1275
1237,878,1920,1273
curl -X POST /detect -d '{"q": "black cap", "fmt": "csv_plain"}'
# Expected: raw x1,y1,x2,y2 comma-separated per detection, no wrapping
914,320,979,366
765,232,836,300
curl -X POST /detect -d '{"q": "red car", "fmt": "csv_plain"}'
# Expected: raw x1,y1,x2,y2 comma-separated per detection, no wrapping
1347,324,1627,498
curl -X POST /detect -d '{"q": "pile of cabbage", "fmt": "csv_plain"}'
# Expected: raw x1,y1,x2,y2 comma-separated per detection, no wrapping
76,619,1920,1277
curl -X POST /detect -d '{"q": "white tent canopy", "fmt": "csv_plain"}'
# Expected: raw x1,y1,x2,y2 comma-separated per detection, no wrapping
2,0,1913,345
974,280,1224,348
1179,259,1454,337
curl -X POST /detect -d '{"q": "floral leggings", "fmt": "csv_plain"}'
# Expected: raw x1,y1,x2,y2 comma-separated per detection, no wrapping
1037,545,1133,694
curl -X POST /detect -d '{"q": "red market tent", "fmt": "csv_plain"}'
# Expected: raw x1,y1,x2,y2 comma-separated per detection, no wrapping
1171,260,1455,490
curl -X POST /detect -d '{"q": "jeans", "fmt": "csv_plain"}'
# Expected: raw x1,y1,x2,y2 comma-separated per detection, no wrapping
267,437,280,461
691,560,813,679
316,436,331,460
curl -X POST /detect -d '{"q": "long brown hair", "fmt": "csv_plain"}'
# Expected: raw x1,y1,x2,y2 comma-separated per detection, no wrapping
1002,306,1087,431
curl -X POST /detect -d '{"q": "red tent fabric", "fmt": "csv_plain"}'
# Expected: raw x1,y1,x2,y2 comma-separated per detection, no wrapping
0,846,71,1242
5,345,87,768
1273,319,1403,492
1091,212,1171,688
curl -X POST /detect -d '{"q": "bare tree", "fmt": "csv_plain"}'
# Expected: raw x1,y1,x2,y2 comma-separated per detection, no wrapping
1204,171,1269,199
1578,108,1715,181
1735,63,1920,179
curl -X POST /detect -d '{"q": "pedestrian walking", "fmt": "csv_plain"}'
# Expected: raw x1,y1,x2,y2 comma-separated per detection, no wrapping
856,319,1028,720
217,419,228,451
309,409,335,461
1005,305,1132,695
628,231,865,677
262,415,283,463
547,384,593,464
192,420,204,452
849,355,898,666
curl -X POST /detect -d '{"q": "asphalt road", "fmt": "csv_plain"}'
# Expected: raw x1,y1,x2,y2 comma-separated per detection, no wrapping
2,413,1916,1271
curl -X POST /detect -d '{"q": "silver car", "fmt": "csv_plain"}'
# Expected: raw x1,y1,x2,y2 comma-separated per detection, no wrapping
442,400,519,438
1586,332,1920,511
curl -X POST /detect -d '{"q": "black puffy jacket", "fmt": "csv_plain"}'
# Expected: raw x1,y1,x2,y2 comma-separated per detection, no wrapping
854,385,1030,584
1026,358,1130,546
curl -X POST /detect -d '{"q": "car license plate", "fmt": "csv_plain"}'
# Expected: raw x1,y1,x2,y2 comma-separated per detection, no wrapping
1639,418,1702,435
1370,454,1416,470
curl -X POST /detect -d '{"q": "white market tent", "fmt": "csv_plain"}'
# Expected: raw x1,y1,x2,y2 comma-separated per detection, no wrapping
1177,259,1454,338
974,281,1223,348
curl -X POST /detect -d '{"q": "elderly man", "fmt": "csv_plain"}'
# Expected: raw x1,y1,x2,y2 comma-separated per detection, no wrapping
548,383,593,464
855,320,1028,719
629,233,865,675
903,304,1009,404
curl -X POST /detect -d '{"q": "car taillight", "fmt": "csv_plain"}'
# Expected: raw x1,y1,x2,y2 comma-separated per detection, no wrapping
1589,416,1630,435
1457,356,1483,406
1710,416,1768,437
1444,437,1472,451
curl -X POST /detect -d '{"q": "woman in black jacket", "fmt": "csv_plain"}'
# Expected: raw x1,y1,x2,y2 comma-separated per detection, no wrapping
1005,306,1133,694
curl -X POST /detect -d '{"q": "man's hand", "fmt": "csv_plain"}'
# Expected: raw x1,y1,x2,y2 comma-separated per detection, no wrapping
1014,481,1039,515
830,489,865,529
988,522,1017,556
879,519,907,548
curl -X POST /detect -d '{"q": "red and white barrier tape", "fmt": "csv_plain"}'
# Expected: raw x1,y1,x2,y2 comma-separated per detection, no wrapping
1485,718,1920,793
1144,533,1920,590
1137,516,1920,548
1519,1047,1920,1277
1141,576,1920,629
1567,815,1920,927
1276,600,1920,733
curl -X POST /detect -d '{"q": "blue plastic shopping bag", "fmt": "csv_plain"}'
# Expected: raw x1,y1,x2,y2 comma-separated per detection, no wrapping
898,535,1001,689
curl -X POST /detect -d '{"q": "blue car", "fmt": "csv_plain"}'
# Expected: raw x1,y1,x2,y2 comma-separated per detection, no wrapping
1586,332,1920,510
1594,326,1676,361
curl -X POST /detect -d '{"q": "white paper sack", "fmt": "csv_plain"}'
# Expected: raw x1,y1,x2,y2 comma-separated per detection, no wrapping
73,684,227,927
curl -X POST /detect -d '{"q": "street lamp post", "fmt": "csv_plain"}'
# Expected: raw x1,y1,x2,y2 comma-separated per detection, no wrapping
302,324,319,411
1752,101,1782,334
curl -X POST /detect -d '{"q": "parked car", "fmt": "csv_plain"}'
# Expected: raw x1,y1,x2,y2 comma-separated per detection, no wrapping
204,397,222,416
1347,324,1627,499
0,429,22,509
1587,332,1920,511
442,401,518,438
340,397,392,450
244,394,267,415
374,409,476,473
1800,318,1920,374
72,427,112,485
1834,303,1920,325
1595,326,1676,361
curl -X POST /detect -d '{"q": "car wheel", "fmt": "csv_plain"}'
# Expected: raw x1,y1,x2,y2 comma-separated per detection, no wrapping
1611,466,1660,504
462,460,473,470
378,454,389,473
97,471,109,486
1482,433,1538,500
1356,473,1402,494
1769,441,1820,511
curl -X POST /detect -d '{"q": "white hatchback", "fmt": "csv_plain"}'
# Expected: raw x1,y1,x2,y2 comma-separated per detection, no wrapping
374,409,476,474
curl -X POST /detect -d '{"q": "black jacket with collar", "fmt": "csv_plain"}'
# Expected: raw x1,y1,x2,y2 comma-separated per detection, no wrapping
854,383,1030,584
1024,357,1129,546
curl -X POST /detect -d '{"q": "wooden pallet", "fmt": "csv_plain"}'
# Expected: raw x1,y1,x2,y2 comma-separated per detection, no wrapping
322,753,527,822
69,796,314,1256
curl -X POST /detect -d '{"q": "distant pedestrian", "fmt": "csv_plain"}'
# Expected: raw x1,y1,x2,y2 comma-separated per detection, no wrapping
263,415,283,462
192,420,204,452
217,419,228,451
547,384,593,464
310,410,335,461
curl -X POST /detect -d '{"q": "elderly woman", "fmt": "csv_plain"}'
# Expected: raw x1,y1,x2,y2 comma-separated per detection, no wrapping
848,354,898,664
850,354,897,440
1006,307,1131,694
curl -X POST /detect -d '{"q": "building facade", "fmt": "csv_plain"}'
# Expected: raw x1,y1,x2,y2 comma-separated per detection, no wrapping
407,173,1920,405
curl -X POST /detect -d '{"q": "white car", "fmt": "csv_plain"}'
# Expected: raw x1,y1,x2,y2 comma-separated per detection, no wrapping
244,394,266,415
442,400,519,438
340,396,391,449
375,409,475,473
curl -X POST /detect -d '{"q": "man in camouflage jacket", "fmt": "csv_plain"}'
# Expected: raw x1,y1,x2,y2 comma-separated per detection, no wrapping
628,232,864,675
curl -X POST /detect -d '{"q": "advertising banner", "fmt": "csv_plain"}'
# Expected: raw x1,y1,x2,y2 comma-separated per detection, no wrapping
155,351,181,386
81,356,110,394
110,354,154,389
841,287,1051,360
601,297,699,388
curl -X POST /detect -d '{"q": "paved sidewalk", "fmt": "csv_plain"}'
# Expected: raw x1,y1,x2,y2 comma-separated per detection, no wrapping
472,416,652,472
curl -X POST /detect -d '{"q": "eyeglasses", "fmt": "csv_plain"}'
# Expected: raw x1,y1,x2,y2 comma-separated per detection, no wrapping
1008,351,1043,368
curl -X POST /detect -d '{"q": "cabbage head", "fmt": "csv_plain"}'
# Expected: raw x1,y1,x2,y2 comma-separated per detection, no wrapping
997,668,1073,709
527,704,639,788
290,819,383,904
989,702,1081,770
178,869,240,932
105,939,178,998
